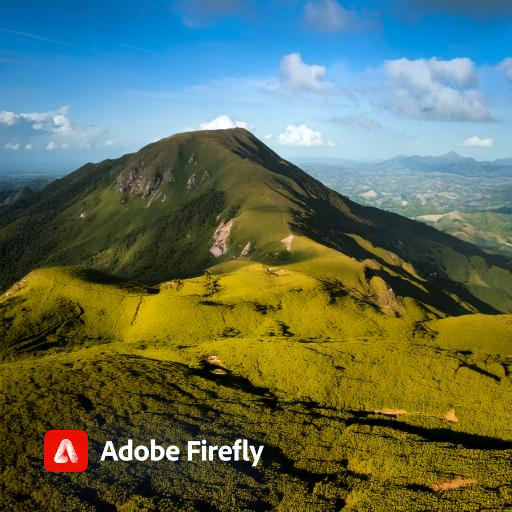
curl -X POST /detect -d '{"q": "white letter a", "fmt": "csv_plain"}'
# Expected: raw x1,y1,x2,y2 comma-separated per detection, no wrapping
54,439,79,463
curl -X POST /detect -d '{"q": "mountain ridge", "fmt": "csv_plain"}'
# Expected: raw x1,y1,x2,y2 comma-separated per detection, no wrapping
0,128,511,315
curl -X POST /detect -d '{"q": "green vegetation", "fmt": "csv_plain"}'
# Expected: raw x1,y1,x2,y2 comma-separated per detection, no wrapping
417,208,512,257
1,129,512,510
1,262,512,510
1,129,511,314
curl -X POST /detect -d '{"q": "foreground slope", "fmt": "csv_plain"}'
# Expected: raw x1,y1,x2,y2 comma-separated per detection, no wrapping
0,128,511,313
1,265,512,511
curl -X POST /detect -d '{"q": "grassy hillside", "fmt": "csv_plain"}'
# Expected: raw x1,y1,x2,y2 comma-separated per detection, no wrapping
1,264,512,511
417,208,512,257
0,129,511,314
2,129,512,510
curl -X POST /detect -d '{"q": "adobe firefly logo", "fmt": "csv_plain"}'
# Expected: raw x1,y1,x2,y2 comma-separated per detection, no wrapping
44,430,88,472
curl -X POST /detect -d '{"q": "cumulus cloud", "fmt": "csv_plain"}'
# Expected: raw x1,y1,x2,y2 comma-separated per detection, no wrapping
46,141,58,150
264,133,273,140
304,0,359,32
498,58,512,80
0,111,18,126
4,142,19,150
25,143,32,150
0,106,106,149
278,124,334,146
0,106,74,133
199,114,248,130
462,136,494,147
105,139,115,146
280,53,332,93
383,57,491,121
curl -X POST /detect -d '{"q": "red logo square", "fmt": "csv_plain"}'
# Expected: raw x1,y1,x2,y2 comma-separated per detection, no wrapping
44,430,88,472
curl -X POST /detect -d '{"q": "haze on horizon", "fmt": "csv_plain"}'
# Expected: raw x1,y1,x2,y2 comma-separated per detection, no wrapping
1,0,511,172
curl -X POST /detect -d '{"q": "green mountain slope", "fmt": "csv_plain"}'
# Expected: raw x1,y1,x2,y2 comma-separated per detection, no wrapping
1,264,512,511
416,208,512,257
0,128,511,314
2,129,512,511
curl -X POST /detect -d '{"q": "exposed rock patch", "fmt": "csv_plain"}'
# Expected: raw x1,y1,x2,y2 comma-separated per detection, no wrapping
210,219,234,257
431,477,477,491
240,242,252,257
186,173,197,191
281,234,295,251
163,167,175,184
116,160,162,199
442,408,458,423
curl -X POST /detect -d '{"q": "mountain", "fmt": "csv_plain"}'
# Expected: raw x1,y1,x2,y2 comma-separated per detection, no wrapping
0,128,511,314
2,129,512,511
0,175,53,209
0,186,34,207
368,152,512,177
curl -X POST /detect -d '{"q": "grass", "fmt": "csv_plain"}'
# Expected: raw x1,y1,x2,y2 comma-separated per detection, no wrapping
1,262,512,510
1,128,512,510
1,128,511,316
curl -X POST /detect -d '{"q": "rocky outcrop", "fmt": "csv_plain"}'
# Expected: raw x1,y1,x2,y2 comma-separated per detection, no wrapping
210,219,234,257
186,173,197,191
116,160,162,199
163,167,175,185
240,241,252,257
187,171,210,191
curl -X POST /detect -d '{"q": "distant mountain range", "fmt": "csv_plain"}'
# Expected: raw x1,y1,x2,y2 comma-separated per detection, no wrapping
300,152,512,177
0,175,53,208
368,152,512,177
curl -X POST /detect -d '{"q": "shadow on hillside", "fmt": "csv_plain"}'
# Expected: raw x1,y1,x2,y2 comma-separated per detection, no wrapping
67,268,159,294
281,181,510,315
346,415,512,450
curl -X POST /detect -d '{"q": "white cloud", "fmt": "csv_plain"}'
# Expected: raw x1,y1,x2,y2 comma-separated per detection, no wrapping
384,57,491,121
0,111,18,126
61,143,70,149
462,136,493,147
264,133,273,140
46,141,58,150
0,106,107,149
304,0,357,32
25,143,32,150
4,142,20,150
278,124,334,146
498,58,512,80
280,53,332,93
199,114,248,130
105,139,115,146
3,105,73,133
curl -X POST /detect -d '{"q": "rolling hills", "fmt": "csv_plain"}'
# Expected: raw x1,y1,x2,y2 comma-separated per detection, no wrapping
1,128,512,511
416,208,512,257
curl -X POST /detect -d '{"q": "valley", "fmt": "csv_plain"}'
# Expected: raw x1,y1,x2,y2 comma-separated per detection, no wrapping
305,157,512,257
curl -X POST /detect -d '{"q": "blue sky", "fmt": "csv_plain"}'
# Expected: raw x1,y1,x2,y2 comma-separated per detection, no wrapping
1,0,511,171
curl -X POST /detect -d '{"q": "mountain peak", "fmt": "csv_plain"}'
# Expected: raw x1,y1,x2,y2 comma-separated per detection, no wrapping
441,151,466,161
1,129,511,315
